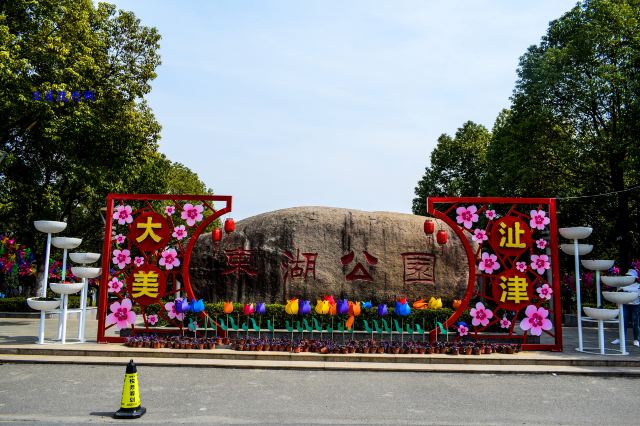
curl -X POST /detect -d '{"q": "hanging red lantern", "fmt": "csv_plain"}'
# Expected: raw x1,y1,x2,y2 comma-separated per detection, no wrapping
424,219,435,235
212,228,222,242
436,230,448,245
224,218,235,233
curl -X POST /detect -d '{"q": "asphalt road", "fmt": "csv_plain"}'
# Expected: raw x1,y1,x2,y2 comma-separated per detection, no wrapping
0,363,638,424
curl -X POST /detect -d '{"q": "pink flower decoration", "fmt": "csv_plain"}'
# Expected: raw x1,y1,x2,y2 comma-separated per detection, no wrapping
470,302,493,327
114,234,126,245
165,205,175,216
536,283,553,301
519,305,553,336
530,254,551,274
478,252,500,274
516,261,527,273
485,209,497,220
133,256,144,267
472,229,488,243
147,314,159,325
106,298,136,330
108,277,124,293
112,249,131,270
113,205,133,225
456,205,479,229
529,209,550,230
457,324,468,336
536,239,547,250
172,225,187,240
165,300,185,321
181,203,204,227
500,316,511,329
159,248,180,270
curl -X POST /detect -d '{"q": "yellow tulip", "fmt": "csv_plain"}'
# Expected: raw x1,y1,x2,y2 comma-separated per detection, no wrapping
315,300,329,315
428,297,442,309
285,298,299,315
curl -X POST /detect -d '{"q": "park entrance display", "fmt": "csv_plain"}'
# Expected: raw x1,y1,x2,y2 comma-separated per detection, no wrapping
97,194,232,343
98,195,562,351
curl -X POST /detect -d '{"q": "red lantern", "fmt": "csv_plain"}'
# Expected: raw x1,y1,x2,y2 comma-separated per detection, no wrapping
224,218,235,233
212,228,222,242
424,219,435,235
436,230,448,245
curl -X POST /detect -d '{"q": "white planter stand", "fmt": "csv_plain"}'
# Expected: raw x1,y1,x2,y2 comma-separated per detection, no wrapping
51,237,82,344
32,220,67,344
71,258,101,343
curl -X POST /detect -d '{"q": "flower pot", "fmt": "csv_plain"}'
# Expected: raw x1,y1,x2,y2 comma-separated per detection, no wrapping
391,348,400,354
198,344,205,350
263,344,270,351
377,347,385,354
472,347,481,355
320,347,329,354
293,347,301,353
216,338,223,345
222,338,230,345
464,347,473,355
363,347,370,354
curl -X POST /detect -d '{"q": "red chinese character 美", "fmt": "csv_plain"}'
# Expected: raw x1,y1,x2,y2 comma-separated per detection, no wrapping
223,248,257,277
401,252,435,285
281,249,318,284
341,250,378,282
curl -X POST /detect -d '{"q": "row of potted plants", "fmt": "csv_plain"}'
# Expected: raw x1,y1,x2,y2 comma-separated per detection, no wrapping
125,335,218,349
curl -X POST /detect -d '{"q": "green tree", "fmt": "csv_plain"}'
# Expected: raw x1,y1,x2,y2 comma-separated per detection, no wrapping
484,0,640,262
412,121,490,215
0,1,208,282
166,161,213,195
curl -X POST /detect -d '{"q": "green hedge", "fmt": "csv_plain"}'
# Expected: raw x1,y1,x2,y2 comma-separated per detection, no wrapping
203,302,470,329
0,296,88,312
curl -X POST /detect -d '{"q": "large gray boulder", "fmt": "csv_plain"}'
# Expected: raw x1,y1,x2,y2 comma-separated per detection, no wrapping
189,207,470,304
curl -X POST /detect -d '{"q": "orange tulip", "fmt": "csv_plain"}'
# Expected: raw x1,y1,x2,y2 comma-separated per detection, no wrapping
412,298,428,310
452,299,462,309
223,301,234,314
348,301,361,316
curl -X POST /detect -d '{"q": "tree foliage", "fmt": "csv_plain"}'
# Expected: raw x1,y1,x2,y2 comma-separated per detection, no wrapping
412,121,490,215
0,1,211,274
414,0,640,262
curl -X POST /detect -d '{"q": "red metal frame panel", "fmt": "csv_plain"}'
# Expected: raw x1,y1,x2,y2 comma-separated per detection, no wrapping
427,197,562,351
97,194,232,343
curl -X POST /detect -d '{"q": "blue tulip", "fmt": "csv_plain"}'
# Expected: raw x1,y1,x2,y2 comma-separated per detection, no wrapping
256,302,266,315
189,299,205,313
394,298,411,317
362,301,372,309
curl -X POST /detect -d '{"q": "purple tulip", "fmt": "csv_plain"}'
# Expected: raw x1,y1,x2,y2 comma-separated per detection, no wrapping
298,299,311,315
174,298,189,314
337,299,349,315
377,304,388,316
256,302,266,315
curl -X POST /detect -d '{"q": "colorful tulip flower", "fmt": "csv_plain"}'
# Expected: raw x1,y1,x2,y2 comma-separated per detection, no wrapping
256,302,266,315
412,298,428,310
377,304,388,316
323,295,335,305
336,299,349,315
348,301,361,317
285,298,299,315
243,303,255,315
452,299,462,309
395,297,411,317
189,299,205,313
223,301,234,314
315,299,329,315
361,301,372,309
298,299,311,315
174,298,189,314
428,297,442,309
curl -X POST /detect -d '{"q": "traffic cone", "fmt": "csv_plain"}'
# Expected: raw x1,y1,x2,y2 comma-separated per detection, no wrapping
114,359,146,419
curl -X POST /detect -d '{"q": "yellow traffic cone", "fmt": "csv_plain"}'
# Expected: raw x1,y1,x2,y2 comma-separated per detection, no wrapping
114,359,146,419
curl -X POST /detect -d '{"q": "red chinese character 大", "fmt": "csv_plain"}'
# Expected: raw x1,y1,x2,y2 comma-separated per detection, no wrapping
341,250,378,282
281,249,317,284
223,248,257,277
401,252,435,285
130,211,170,252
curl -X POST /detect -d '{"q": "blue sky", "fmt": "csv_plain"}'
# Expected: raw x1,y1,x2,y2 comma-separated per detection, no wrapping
108,0,576,220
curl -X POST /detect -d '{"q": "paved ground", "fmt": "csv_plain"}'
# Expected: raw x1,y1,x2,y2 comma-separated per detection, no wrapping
0,364,638,425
